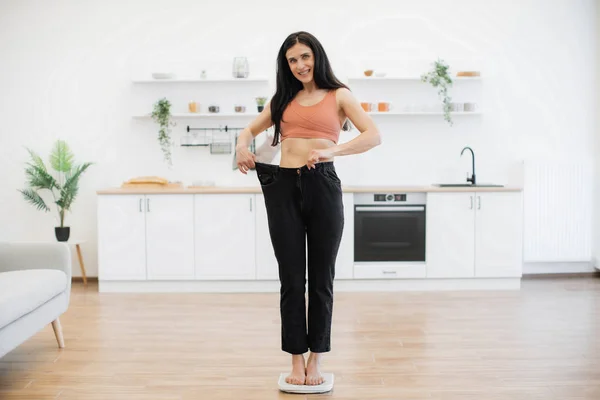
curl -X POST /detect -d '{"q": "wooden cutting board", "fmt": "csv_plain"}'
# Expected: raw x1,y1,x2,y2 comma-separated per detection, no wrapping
121,182,184,189
121,175,183,189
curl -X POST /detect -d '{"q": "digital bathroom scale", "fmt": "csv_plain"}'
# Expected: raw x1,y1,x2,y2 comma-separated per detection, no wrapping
277,372,334,394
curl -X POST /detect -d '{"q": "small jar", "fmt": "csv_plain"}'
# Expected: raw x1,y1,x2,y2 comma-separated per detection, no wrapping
188,101,197,113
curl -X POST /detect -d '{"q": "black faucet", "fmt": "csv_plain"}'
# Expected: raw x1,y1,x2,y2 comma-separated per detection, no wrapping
461,146,476,185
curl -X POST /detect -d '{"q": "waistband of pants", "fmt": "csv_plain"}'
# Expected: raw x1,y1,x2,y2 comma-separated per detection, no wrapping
255,161,335,175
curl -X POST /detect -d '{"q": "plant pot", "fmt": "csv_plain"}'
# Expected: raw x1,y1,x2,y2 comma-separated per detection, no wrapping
257,105,264,112
55,227,70,242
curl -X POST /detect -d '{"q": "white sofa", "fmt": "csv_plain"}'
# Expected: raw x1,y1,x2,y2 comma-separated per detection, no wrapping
0,242,71,358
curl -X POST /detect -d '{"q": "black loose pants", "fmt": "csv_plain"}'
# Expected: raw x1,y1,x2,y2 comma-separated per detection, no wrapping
255,161,344,354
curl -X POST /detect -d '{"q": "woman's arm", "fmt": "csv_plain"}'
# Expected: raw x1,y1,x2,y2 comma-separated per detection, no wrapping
235,101,273,173
235,101,273,150
331,88,382,156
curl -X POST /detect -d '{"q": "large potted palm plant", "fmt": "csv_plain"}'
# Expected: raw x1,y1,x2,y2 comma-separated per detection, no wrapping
18,140,93,241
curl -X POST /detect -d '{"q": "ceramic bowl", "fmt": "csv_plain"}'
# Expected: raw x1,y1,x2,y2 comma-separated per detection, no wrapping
152,72,174,79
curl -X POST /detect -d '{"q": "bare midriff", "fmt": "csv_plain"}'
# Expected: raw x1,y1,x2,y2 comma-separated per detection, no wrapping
280,137,336,168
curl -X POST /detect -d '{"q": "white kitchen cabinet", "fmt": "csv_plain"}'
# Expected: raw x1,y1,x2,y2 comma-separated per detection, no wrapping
474,192,523,277
426,191,522,278
194,194,256,280
145,195,195,280
97,188,522,291
98,195,147,280
98,194,195,281
426,193,476,278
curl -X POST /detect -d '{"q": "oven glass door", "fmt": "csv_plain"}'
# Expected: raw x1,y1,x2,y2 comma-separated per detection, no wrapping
354,205,426,262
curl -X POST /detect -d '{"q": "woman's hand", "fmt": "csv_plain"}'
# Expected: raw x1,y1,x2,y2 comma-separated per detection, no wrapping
236,146,256,174
307,148,335,169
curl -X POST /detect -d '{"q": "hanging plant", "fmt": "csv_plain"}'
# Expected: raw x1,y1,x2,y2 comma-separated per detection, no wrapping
421,58,453,126
151,97,176,166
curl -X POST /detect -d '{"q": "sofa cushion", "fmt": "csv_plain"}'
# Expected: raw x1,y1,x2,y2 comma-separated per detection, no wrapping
0,269,67,329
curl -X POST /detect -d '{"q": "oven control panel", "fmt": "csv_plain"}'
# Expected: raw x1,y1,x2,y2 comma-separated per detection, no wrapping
374,193,406,202
354,192,426,205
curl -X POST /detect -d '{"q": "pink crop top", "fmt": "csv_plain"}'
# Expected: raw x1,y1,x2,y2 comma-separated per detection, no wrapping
280,89,342,144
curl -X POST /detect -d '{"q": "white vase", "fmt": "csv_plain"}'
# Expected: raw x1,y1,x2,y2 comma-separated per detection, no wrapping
232,57,249,78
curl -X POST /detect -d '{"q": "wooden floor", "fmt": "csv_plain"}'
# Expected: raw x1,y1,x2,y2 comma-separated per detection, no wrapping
1,277,600,399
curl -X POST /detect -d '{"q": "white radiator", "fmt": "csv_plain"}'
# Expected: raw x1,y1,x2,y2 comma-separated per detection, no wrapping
523,159,593,262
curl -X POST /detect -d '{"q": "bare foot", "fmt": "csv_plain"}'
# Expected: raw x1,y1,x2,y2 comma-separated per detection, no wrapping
285,354,306,385
305,352,325,385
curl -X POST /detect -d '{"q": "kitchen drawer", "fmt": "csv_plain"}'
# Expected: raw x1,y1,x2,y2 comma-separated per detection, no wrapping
353,262,426,279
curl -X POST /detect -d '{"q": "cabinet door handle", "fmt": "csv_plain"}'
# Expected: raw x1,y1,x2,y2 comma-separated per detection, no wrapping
249,197,252,211
147,198,150,212
477,196,481,210
139,198,142,212
470,196,473,209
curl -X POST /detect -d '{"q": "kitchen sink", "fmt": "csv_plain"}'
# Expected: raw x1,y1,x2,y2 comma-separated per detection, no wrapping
434,183,504,187
436,146,505,188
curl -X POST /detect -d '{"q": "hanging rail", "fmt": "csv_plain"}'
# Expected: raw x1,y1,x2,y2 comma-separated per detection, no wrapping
182,125,254,154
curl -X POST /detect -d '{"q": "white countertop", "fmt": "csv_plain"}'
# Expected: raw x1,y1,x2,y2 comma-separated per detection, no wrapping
97,185,522,194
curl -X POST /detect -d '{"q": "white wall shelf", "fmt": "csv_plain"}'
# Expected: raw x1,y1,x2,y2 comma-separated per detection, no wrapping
132,78,269,83
133,112,260,119
348,76,481,82
132,76,479,83
367,111,481,116
133,111,480,119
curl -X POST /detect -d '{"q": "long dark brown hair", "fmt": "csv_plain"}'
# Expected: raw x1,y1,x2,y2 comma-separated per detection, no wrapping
269,31,351,146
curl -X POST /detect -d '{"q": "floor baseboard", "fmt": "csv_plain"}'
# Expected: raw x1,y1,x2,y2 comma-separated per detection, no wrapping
71,277,98,283
75,274,600,285
523,261,596,275
522,271,600,279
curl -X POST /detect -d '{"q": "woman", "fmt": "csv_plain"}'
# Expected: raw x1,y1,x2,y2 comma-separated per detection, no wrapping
235,31,381,386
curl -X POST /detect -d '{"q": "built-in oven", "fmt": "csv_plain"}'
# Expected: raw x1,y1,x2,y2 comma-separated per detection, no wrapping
353,192,426,279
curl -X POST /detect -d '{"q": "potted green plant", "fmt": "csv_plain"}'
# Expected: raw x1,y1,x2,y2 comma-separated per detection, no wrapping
18,140,93,242
255,97,267,112
151,97,176,166
421,58,453,126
